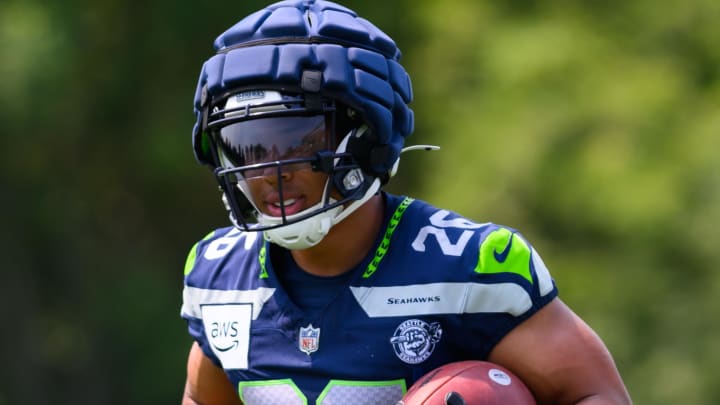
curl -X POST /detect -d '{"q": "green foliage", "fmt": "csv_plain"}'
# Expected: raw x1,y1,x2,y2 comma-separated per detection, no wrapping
408,1,720,403
1,0,718,403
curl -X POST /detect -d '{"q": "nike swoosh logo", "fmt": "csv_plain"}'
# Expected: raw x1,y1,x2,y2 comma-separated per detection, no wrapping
213,340,239,352
493,233,514,263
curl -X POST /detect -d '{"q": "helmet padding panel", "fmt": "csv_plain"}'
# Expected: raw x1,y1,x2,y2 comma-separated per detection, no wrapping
193,0,413,178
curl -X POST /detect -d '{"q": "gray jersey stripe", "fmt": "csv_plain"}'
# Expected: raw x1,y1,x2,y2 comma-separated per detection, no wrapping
350,282,532,317
181,286,276,320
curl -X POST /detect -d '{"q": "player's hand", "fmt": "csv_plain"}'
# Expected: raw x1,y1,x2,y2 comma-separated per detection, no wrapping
395,390,466,405
444,391,466,405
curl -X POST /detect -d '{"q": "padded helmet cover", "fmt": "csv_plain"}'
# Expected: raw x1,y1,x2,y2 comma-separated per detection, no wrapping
192,0,414,176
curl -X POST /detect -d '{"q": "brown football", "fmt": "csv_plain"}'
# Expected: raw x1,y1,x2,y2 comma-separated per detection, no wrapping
401,361,536,405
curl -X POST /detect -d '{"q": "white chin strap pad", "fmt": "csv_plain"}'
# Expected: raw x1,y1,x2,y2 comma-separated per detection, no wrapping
261,202,341,250
261,177,381,250
258,129,384,250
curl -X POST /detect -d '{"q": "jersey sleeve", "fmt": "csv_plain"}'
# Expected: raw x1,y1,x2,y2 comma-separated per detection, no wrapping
474,225,557,306
179,229,225,368
450,224,559,357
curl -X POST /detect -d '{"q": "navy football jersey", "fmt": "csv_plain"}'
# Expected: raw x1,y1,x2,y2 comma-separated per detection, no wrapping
181,193,558,404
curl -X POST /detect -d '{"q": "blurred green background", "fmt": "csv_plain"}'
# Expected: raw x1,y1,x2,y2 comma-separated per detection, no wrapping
1,0,718,403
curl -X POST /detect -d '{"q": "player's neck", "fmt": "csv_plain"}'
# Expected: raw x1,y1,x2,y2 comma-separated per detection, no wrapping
289,193,384,277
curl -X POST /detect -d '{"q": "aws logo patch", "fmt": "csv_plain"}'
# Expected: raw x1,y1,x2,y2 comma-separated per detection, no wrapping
201,303,252,369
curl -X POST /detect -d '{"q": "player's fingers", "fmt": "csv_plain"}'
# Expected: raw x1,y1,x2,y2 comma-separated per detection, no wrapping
444,391,467,405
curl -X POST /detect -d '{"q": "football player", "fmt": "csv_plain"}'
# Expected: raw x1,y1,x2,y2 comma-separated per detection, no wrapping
180,1,632,404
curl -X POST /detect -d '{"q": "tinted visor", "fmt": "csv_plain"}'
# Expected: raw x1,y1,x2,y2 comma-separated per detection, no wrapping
217,115,332,179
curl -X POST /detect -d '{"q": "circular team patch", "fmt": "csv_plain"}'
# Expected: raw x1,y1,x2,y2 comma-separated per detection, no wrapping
390,319,443,364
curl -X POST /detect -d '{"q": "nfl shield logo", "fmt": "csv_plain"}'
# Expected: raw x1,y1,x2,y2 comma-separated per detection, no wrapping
298,324,320,355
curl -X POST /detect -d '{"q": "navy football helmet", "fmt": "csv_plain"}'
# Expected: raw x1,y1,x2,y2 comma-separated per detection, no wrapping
192,0,415,249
